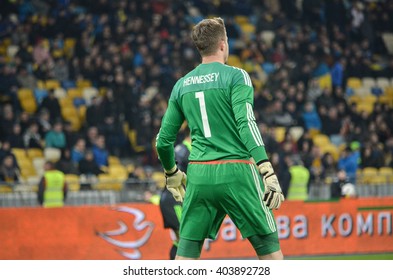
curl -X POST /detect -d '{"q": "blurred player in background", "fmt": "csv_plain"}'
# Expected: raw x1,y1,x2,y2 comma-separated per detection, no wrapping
156,17,284,260
159,128,191,259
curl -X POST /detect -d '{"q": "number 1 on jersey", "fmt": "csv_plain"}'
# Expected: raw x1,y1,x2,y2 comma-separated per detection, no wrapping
195,91,211,138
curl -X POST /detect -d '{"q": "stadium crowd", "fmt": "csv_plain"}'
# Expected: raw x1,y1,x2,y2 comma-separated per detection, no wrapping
0,0,393,196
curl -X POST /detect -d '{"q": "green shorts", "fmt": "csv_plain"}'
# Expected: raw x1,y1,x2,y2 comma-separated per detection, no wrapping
180,160,277,241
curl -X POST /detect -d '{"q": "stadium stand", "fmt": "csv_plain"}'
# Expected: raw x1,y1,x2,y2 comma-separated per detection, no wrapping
0,0,393,205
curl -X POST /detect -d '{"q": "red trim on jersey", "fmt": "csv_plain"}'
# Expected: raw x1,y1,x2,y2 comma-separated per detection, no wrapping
189,159,253,165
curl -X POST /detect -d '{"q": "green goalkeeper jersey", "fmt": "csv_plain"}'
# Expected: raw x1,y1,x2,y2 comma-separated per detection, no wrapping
156,62,268,170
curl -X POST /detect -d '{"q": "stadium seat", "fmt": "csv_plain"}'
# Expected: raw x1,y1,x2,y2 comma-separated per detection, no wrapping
45,80,61,90
34,88,48,104
378,167,393,183
239,23,256,37
378,95,393,107
234,15,248,25
347,77,362,89
354,87,370,97
78,105,87,122
108,156,121,166
274,127,286,143
260,31,275,48
95,174,123,191
312,134,330,147
227,55,242,68
361,167,378,184
362,94,377,104
44,148,61,162
362,77,376,88
12,148,27,159
288,126,304,142
376,77,390,89
59,97,73,107
61,80,76,89
152,171,166,189
65,174,80,192
18,159,37,179
61,105,78,120
67,88,83,99
108,165,128,179
318,74,332,90
20,98,37,114
356,101,374,114
76,79,92,89
320,144,340,161
32,157,45,177
17,88,34,100
54,87,67,99
82,87,99,105
27,148,44,159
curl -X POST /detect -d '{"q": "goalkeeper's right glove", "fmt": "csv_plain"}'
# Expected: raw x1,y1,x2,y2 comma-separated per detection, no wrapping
258,161,285,210
165,166,187,203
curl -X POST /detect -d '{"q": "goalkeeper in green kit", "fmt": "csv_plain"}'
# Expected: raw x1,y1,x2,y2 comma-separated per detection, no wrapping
156,17,284,260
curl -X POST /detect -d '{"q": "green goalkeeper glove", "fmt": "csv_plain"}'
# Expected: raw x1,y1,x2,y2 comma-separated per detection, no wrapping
258,161,285,210
165,166,187,203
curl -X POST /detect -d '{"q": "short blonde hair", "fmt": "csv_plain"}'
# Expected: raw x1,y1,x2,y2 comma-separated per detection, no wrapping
191,17,226,57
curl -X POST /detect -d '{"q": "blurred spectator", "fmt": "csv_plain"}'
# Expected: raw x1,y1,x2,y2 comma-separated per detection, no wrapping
338,146,359,183
86,97,106,127
321,152,337,179
71,138,86,164
92,135,109,167
45,121,66,149
37,109,52,137
361,144,384,168
55,149,78,175
302,102,321,131
0,104,15,141
23,121,43,149
39,89,61,121
85,126,99,148
79,149,103,177
7,123,24,148
16,67,37,90
0,140,19,169
330,169,356,199
0,155,20,184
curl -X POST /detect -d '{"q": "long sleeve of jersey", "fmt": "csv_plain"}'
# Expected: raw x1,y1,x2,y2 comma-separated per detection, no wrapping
156,99,185,171
231,82,268,164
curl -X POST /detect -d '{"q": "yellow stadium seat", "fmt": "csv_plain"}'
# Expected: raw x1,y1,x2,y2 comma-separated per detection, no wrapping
362,94,377,104
378,95,393,107
361,167,378,184
12,148,27,159
356,102,374,114
44,147,61,162
274,127,286,143
95,174,123,191
347,77,362,89
65,174,80,191
0,185,13,193
378,167,393,183
78,105,87,122
376,77,390,89
320,144,340,161
108,156,121,166
17,88,34,100
108,165,128,180
76,79,92,89
27,148,44,159
20,98,37,114
369,176,387,185
227,55,242,68
45,79,61,90
67,88,83,99
312,134,330,147
59,97,73,107
318,74,332,90
234,15,248,25
240,23,256,35
385,86,393,96
61,105,78,120
152,171,166,189
37,80,45,89
67,116,82,131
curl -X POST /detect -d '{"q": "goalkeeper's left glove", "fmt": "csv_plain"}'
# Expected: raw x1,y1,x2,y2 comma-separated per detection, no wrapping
258,161,285,210
165,166,187,203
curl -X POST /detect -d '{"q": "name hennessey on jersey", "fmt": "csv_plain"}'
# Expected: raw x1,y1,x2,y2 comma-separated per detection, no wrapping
183,72,220,87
